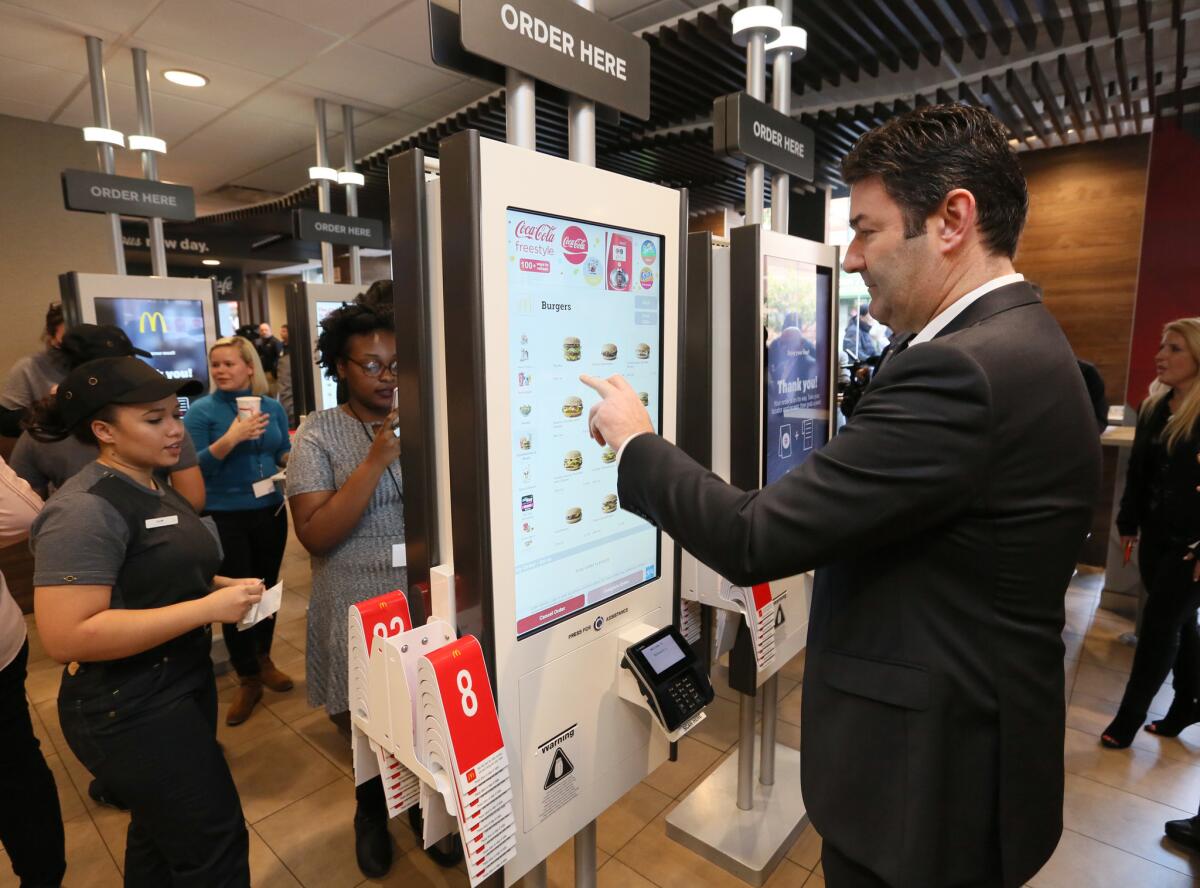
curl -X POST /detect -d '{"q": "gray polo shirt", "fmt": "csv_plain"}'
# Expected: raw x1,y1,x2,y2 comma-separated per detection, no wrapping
10,430,199,499
0,348,69,411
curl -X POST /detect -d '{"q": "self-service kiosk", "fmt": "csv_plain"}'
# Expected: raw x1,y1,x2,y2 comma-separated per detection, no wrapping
668,225,839,884
60,271,220,407
285,281,363,416
370,130,715,886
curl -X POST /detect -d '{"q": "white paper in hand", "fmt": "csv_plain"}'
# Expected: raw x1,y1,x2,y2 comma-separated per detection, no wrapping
238,581,283,631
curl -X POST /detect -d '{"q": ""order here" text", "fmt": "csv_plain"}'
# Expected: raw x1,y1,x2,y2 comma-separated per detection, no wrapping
499,2,628,81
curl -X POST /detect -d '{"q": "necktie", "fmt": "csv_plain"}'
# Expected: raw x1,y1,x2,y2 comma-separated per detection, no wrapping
878,332,915,368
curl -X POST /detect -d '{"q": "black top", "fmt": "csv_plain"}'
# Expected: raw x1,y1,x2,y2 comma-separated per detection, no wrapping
1116,396,1200,544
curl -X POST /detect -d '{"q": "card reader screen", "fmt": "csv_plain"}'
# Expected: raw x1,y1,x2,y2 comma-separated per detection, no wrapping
641,634,686,675
507,207,664,639
761,257,833,486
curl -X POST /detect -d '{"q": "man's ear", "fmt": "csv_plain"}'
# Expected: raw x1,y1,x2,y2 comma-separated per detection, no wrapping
934,188,976,255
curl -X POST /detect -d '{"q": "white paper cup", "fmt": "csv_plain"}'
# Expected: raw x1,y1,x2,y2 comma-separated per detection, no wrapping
236,396,262,419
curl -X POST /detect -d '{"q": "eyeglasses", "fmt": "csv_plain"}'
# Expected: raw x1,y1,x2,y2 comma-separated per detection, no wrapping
347,357,398,378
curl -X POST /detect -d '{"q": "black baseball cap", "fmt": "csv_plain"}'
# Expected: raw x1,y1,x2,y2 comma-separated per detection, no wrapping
60,324,151,366
57,356,203,431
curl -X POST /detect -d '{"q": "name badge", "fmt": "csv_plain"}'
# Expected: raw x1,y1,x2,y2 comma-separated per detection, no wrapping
252,478,275,499
145,515,179,529
392,543,407,568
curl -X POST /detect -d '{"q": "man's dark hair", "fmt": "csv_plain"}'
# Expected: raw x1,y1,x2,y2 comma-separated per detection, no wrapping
841,104,1028,259
858,305,870,318
315,300,394,382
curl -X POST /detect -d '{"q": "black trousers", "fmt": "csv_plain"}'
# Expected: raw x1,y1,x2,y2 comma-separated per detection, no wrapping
0,640,65,887
210,505,288,678
822,843,1003,888
58,640,249,887
1118,533,1200,717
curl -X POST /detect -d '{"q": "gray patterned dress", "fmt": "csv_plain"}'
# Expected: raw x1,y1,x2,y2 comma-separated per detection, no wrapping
286,407,423,715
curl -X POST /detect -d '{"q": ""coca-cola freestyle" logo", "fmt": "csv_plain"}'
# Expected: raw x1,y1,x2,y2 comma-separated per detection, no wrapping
513,219,556,260
561,226,588,265
514,221,556,242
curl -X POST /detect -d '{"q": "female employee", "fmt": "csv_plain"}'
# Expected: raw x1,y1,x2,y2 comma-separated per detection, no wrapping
1102,317,1200,748
287,294,418,879
0,303,68,437
185,336,293,726
28,356,264,885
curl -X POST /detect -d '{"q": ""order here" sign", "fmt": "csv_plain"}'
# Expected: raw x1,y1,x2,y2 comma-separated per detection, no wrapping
712,92,816,183
61,169,196,221
461,0,650,119
293,209,386,249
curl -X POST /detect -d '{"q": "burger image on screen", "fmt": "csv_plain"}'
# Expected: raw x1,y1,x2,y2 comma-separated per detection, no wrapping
519,435,531,450
565,507,582,525
601,494,618,513
600,343,618,361
600,447,616,464
563,337,581,361
635,343,651,360
638,391,649,407
519,404,531,416
563,450,583,472
562,396,583,418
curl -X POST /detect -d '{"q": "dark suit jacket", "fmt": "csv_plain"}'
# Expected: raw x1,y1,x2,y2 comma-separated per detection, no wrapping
618,283,1101,888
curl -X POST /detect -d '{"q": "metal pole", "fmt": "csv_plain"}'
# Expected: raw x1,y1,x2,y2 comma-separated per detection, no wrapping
737,692,756,810
568,0,596,166
131,48,167,276
744,0,767,225
524,861,549,888
342,104,361,286
313,98,335,282
759,673,778,784
85,36,125,275
506,69,536,149
574,819,597,888
770,0,792,235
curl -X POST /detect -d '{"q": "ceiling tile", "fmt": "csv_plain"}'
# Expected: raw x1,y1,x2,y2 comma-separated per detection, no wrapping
55,80,227,143
133,0,340,78
0,57,84,110
236,0,404,39
0,5,118,75
348,112,424,156
236,81,369,129
1,0,160,35
0,96,58,122
230,148,313,193
399,78,494,121
289,40,459,112
164,111,315,186
353,2,432,66
107,39,274,110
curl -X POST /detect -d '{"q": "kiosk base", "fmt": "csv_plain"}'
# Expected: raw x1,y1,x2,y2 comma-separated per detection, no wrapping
665,743,807,886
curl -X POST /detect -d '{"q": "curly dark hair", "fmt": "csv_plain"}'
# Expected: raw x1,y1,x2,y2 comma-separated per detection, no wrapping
24,394,116,445
315,299,394,382
841,103,1028,259
43,302,64,345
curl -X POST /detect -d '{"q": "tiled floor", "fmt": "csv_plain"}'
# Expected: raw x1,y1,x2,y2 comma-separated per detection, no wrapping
4,558,1199,887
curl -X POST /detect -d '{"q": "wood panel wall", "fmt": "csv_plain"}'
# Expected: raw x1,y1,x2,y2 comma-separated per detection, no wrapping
1014,134,1151,567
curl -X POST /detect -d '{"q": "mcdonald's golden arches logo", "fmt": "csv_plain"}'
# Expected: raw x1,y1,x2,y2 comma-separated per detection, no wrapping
139,311,167,333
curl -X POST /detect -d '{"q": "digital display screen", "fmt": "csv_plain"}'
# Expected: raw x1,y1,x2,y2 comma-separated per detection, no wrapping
315,301,343,410
641,634,685,675
217,300,240,337
507,207,663,639
761,257,833,486
94,297,209,401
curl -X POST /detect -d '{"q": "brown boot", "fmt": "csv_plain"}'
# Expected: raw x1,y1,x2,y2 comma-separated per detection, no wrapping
258,655,294,693
226,678,263,726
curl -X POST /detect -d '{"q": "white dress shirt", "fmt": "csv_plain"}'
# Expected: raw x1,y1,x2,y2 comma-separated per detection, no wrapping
910,273,1025,346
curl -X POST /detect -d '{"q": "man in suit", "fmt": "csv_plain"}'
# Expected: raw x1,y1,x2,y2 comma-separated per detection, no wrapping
582,105,1102,888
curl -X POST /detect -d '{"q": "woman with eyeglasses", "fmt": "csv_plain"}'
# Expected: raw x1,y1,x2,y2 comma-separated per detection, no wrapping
286,293,420,879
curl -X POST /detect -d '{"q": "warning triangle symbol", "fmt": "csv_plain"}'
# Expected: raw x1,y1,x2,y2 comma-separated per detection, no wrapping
544,747,574,790
775,604,786,628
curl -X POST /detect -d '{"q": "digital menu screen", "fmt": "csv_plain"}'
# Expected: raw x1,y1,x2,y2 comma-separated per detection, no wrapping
94,297,209,398
761,257,833,485
507,207,663,639
315,301,343,410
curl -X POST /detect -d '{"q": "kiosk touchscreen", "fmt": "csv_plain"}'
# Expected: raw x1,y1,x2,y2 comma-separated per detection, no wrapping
436,132,685,884
60,272,219,409
285,282,362,416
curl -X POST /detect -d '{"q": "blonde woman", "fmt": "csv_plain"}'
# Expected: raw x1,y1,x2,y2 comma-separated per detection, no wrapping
185,336,293,726
1102,317,1200,747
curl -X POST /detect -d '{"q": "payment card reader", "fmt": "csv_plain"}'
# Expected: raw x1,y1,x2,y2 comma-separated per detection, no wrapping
621,625,714,739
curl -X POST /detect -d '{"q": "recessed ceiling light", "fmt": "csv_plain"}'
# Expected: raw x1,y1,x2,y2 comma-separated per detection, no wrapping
202,258,221,266
163,69,208,88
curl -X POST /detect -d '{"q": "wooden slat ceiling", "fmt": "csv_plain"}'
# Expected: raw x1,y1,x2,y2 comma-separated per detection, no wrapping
206,0,1198,221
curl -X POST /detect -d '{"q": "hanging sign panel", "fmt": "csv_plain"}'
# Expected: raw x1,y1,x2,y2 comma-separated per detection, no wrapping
713,92,816,183
460,0,650,119
62,169,196,221
293,209,387,249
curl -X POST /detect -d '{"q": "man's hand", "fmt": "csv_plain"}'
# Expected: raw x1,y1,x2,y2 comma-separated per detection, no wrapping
579,374,654,452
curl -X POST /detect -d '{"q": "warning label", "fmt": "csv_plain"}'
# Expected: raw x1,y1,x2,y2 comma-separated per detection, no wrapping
535,724,580,824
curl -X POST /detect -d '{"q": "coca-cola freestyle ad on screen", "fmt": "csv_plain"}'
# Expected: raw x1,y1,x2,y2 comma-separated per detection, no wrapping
505,207,664,638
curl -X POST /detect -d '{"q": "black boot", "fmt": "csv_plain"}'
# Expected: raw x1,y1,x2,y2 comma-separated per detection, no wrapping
1165,815,1200,851
1100,707,1145,749
354,811,392,878
407,803,465,867
1145,697,1200,737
